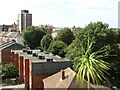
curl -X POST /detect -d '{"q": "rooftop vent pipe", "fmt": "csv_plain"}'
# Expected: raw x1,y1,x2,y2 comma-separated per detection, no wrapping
38,55,45,59
23,49,27,52
27,50,32,54
32,53,38,57
61,70,65,80
46,58,53,62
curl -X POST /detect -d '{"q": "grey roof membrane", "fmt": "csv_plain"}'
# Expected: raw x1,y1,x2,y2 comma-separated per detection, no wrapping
13,50,70,63
13,50,72,76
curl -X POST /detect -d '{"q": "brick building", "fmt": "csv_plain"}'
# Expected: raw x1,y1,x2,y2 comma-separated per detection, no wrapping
11,49,72,89
0,41,24,65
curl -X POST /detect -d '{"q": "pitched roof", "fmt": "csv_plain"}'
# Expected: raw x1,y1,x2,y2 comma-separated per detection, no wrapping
0,42,24,50
43,67,95,89
43,67,75,88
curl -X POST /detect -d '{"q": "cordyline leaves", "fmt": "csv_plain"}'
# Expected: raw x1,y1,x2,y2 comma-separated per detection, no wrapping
74,37,111,88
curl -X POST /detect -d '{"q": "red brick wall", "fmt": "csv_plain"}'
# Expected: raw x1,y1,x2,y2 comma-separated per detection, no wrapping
14,54,19,66
19,56,24,83
29,60,32,89
24,59,29,88
11,52,14,62
1,49,13,64
23,57,25,84
32,75,49,89
10,53,30,88
18,56,32,89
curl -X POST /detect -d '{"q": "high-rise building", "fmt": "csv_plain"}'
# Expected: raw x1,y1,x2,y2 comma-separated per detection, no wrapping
17,10,32,33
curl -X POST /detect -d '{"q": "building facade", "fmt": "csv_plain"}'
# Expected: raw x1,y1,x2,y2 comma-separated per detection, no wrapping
17,10,32,33
0,41,24,65
10,49,72,89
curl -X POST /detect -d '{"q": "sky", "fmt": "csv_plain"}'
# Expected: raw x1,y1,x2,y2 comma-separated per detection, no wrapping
0,0,119,28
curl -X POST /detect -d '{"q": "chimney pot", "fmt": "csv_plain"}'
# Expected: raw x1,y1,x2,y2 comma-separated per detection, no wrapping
61,70,65,80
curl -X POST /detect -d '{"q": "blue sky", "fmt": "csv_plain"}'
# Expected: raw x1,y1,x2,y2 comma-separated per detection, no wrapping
0,0,119,28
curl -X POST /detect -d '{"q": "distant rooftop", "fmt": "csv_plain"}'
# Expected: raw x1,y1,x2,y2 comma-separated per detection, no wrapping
0,41,24,50
21,10,29,13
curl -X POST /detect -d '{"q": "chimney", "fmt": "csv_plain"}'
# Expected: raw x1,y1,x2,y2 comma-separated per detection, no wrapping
61,70,65,80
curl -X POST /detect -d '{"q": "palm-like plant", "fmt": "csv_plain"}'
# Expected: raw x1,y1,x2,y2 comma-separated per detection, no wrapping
74,36,111,88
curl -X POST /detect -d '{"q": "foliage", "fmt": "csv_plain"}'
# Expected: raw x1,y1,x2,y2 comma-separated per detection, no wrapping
39,25,49,34
2,63,19,79
65,22,120,87
48,40,67,57
41,34,53,51
75,36,110,88
115,29,120,43
56,28,75,45
66,22,118,60
23,26,47,49
76,22,117,51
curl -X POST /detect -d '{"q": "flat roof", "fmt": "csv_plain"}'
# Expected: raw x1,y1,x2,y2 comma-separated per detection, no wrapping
13,50,72,76
13,50,70,63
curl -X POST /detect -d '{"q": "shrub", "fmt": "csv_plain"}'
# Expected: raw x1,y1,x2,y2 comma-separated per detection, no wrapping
2,63,19,79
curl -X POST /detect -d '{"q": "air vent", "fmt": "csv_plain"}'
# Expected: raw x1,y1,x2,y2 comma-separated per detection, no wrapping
27,50,32,54
38,55,45,59
32,53,38,57
23,49,27,52
46,58,53,62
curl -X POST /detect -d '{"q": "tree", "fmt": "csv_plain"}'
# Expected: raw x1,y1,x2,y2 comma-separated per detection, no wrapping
65,22,120,87
66,22,118,59
56,28,74,45
23,26,47,49
39,25,49,34
41,34,53,51
48,41,67,57
75,37,110,88
2,63,19,79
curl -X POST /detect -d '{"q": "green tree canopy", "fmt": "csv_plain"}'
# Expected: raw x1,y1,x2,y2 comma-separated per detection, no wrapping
22,26,47,49
41,34,53,51
1,63,19,79
66,22,118,59
39,25,50,34
48,40,67,57
56,28,75,45
65,22,120,87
